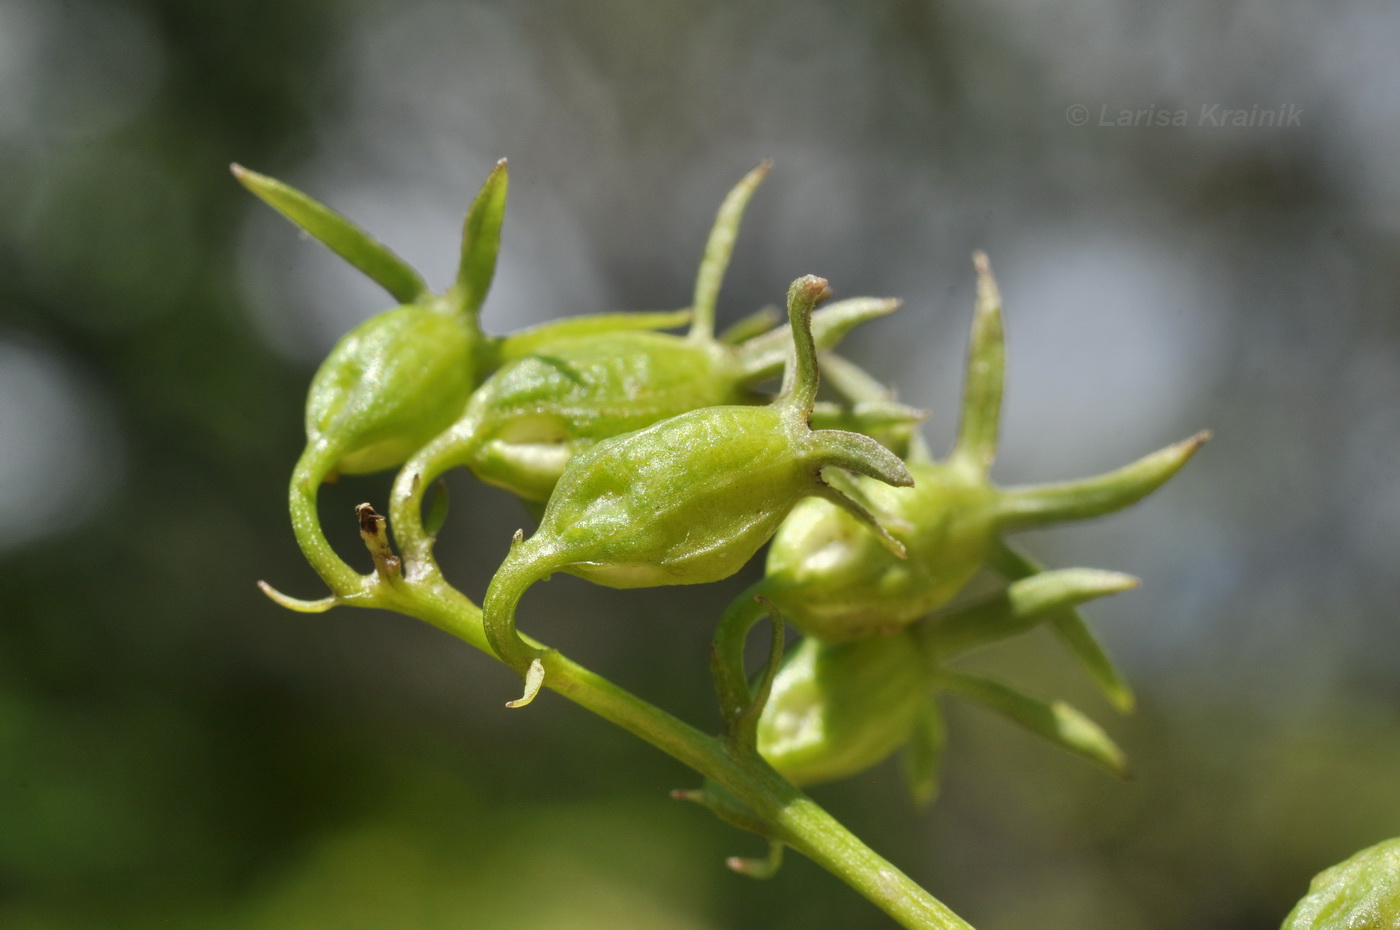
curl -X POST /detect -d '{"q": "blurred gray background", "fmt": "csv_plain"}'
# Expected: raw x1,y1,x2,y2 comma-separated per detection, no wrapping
2,0,1398,927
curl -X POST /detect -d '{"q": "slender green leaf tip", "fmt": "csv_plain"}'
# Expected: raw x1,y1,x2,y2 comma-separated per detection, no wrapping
988,540,1138,713
451,158,509,319
901,700,946,810
919,568,1137,661
951,250,1006,474
230,163,429,304
937,670,1129,776
995,429,1211,532
691,159,771,343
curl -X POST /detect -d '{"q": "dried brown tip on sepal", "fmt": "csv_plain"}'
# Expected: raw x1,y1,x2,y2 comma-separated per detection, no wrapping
257,580,336,613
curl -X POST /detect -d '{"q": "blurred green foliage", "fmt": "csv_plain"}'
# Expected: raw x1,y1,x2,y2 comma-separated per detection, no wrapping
3,1,1399,928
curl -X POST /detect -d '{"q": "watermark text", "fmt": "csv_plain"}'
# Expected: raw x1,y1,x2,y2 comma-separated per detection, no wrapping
1065,103,1303,128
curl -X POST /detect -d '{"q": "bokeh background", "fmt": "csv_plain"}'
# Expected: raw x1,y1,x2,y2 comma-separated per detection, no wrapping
3,0,1399,927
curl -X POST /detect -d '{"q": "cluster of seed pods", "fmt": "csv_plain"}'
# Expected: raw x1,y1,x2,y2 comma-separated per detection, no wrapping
725,256,1207,804
247,160,1204,812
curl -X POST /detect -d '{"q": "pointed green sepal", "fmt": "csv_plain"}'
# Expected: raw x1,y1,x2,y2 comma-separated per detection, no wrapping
811,430,913,490
738,298,902,382
818,352,897,404
719,305,781,344
670,781,774,842
806,430,915,557
449,158,508,318
231,164,428,304
995,430,1210,532
493,308,694,366
988,540,1136,712
935,669,1128,776
818,352,938,462
949,251,1005,475
811,483,908,559
691,161,771,342
808,400,928,435
819,467,914,536
901,698,947,810
920,567,1138,661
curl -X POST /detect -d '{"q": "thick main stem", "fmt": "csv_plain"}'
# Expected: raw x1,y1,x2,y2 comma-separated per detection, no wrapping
382,577,974,930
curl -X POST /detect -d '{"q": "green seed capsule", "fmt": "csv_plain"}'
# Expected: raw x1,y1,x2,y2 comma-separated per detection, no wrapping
741,568,1134,799
389,165,910,560
236,159,694,592
757,630,928,788
738,253,1206,712
762,460,999,642
1282,837,1400,930
483,275,913,706
303,300,476,477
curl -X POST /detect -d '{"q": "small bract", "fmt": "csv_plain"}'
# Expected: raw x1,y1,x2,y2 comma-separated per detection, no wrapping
483,275,913,707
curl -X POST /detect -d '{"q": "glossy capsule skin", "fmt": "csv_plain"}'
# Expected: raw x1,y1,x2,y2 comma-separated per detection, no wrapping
1282,837,1400,930
400,297,900,509
749,568,1139,799
737,254,1207,650
762,460,998,642
236,160,696,593
482,275,913,707
390,163,908,560
236,160,688,484
757,630,928,788
303,298,478,477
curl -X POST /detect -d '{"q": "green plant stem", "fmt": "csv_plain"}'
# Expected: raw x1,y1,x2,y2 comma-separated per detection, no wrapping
358,572,973,930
